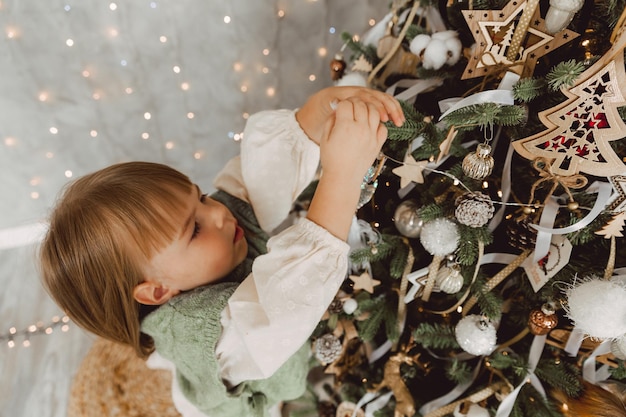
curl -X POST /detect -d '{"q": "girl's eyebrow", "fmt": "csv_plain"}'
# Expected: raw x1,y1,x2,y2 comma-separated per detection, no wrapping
180,185,201,240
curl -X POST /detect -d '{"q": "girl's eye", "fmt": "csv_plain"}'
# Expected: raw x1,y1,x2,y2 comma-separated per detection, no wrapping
200,193,208,203
191,222,200,239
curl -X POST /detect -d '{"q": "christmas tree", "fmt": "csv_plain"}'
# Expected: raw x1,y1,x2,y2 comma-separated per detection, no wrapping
290,0,626,416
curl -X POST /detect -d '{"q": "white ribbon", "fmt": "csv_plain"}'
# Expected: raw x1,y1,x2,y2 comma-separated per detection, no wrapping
418,361,482,415
387,78,444,102
495,335,547,417
583,339,613,384
530,181,614,261
351,391,394,417
438,90,515,121
489,142,515,232
564,327,586,357
404,252,519,304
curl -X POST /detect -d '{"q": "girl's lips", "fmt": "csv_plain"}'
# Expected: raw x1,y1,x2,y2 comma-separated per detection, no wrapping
234,225,244,243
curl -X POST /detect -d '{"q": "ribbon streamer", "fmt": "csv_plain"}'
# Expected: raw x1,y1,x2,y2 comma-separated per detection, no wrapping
419,360,482,415
564,327,586,357
438,89,514,121
531,181,613,235
583,340,613,384
530,181,614,261
463,250,531,315
387,77,444,102
495,335,547,417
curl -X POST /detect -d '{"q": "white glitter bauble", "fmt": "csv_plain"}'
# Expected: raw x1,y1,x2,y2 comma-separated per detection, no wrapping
420,218,460,256
565,276,626,339
342,298,358,315
394,200,423,238
611,334,626,360
455,315,497,356
453,402,490,417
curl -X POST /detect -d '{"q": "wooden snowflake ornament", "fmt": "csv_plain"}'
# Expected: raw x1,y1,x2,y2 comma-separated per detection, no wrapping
461,0,578,79
513,27,626,177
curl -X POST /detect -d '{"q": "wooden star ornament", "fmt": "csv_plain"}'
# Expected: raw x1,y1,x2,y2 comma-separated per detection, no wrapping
349,272,381,294
392,154,429,188
461,0,578,79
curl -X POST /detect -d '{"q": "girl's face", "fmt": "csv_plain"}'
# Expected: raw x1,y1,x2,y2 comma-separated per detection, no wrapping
138,184,248,301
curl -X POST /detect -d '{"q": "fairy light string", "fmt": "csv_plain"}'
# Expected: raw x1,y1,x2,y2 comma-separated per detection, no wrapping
2,314,72,349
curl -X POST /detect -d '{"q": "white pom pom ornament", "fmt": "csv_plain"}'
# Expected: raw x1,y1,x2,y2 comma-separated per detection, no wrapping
455,315,497,356
342,298,358,315
335,72,367,87
420,218,460,256
565,276,626,340
408,30,462,70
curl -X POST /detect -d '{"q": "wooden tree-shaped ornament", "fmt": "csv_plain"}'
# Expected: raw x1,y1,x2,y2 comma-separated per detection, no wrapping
513,27,626,177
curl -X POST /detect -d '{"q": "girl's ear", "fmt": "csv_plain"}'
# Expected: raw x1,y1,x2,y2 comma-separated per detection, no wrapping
133,281,179,305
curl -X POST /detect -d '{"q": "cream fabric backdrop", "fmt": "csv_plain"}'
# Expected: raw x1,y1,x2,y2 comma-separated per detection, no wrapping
0,1,389,415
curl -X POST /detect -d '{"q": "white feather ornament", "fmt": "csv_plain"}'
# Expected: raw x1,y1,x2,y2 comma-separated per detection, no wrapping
565,276,626,340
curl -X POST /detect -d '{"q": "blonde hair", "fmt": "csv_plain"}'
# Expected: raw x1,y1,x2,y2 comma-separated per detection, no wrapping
40,161,193,358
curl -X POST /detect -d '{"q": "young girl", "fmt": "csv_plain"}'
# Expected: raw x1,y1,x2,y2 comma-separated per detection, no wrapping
40,86,404,417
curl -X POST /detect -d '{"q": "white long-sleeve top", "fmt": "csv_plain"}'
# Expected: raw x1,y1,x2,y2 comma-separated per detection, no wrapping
147,109,350,416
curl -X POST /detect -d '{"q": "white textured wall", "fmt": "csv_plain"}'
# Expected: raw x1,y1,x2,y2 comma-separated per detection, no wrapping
0,1,389,416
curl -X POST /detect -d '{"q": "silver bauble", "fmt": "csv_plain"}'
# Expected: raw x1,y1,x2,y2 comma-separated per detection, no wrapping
393,200,423,238
436,263,464,294
462,143,494,180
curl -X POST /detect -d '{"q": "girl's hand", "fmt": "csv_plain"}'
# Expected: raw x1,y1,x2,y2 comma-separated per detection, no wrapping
319,97,387,183
296,86,403,145
305,97,387,240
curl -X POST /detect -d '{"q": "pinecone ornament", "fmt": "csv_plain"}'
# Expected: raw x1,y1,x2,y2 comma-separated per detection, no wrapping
506,215,538,251
314,334,343,365
455,192,495,228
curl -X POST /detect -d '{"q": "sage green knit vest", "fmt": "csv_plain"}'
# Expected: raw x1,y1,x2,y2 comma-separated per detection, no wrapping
141,191,309,417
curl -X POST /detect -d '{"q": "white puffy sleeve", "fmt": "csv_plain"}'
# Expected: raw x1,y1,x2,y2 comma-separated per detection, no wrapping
211,109,350,387
213,109,320,233
216,219,349,385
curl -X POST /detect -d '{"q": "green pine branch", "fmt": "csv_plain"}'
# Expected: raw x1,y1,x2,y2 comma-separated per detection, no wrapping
535,359,583,397
470,277,503,320
445,359,473,384
412,322,459,349
417,203,445,223
356,294,400,343
545,59,587,91
441,103,526,129
456,225,494,266
513,77,547,102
